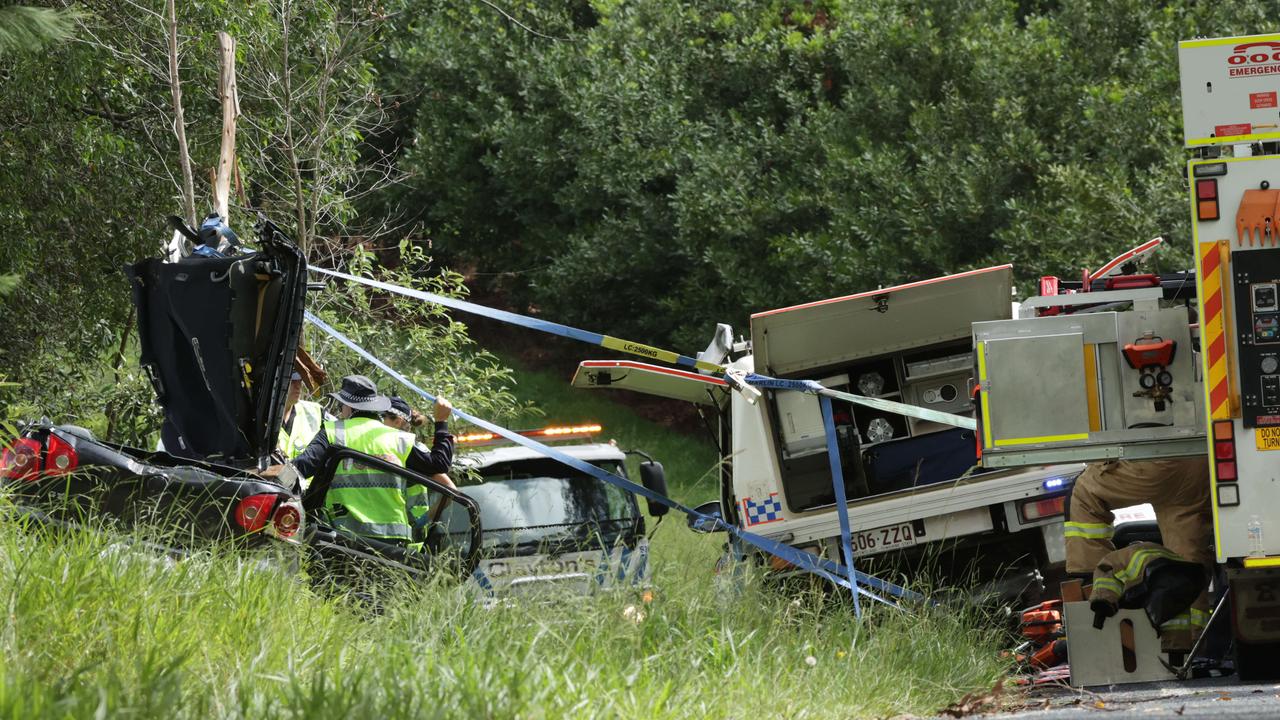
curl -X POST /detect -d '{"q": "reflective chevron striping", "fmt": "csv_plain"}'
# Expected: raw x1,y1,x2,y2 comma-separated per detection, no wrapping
1199,240,1231,419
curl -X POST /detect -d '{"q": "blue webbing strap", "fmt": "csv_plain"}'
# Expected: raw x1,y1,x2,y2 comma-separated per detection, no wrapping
820,395,861,618
304,311,920,606
308,265,975,431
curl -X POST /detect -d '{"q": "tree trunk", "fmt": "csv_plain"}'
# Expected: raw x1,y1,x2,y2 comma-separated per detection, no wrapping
214,31,239,220
165,0,196,228
280,2,308,252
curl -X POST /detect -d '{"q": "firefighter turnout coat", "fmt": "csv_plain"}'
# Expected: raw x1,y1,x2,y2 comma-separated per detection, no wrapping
1066,458,1213,651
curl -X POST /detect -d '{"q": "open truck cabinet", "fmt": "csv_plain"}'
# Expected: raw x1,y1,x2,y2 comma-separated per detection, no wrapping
1183,33,1280,681
574,266,1084,602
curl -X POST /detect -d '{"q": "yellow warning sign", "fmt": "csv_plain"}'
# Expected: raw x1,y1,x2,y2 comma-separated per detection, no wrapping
1257,427,1280,451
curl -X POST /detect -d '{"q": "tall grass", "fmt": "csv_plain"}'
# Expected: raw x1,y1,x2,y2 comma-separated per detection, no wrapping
0,355,1011,718
0,509,1009,719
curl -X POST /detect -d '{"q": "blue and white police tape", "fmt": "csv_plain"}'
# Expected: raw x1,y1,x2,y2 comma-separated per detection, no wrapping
304,311,921,610
307,266,975,431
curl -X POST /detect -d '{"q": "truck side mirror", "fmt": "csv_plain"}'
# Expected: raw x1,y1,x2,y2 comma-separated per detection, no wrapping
687,500,725,533
639,460,669,517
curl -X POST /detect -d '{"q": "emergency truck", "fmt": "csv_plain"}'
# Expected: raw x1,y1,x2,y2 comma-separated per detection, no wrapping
1183,31,1280,681
572,267,1086,602
435,424,664,599
965,31,1280,682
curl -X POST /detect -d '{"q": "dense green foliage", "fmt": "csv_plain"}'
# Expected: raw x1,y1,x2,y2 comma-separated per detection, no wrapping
0,1,508,438
0,509,1009,719
378,0,1277,349
4,0,1278,420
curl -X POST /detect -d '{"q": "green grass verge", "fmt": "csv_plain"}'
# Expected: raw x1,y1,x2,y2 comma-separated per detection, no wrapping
0,510,1010,719
0,356,1012,718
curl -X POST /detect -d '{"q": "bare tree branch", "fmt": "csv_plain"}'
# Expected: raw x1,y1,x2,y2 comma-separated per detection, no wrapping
165,0,196,226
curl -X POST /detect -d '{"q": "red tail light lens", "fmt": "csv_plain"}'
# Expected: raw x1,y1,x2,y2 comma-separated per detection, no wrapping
234,494,278,533
1213,420,1238,483
44,433,78,476
1217,461,1238,482
1,438,43,481
1020,495,1067,522
271,501,302,540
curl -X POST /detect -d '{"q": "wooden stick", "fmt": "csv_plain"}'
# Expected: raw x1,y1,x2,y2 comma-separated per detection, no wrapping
214,31,239,220
165,0,195,228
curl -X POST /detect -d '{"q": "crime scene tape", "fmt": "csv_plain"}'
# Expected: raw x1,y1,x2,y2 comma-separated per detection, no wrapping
304,311,922,610
308,266,976,431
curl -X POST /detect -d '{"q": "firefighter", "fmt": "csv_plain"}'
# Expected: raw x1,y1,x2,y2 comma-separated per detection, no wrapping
1088,542,1206,640
1064,458,1213,652
287,375,455,545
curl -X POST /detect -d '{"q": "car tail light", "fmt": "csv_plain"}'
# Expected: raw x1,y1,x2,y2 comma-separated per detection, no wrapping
1213,420,1237,483
44,433,78,476
1020,495,1067,522
234,494,278,533
1,438,43,481
269,499,303,541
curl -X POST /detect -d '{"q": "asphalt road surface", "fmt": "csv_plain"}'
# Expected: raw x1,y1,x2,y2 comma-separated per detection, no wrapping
973,676,1280,719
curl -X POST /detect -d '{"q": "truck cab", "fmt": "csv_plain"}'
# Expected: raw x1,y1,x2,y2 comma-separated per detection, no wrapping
437,424,660,599
575,266,1084,601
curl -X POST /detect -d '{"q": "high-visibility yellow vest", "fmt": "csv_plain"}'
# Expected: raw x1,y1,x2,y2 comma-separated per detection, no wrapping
278,400,324,459
322,417,414,541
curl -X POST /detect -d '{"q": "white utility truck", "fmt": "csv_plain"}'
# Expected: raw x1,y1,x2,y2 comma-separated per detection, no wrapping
573,266,1084,601
436,424,662,599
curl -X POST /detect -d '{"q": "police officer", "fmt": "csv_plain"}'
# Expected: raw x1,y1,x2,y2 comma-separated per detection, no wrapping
278,371,326,461
289,375,454,544
383,395,457,533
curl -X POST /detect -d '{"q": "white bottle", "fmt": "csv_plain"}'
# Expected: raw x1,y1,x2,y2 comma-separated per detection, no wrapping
1248,515,1264,557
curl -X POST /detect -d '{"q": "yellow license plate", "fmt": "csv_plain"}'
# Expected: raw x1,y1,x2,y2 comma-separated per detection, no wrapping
1257,427,1280,451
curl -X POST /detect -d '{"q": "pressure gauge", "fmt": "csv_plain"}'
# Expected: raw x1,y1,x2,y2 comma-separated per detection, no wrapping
857,371,885,397
866,417,894,443
1263,356,1279,375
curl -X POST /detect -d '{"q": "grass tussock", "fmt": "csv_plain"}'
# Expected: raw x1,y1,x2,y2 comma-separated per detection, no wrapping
0,505,1011,720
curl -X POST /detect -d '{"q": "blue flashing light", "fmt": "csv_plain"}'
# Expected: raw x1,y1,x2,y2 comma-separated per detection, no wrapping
1043,476,1068,491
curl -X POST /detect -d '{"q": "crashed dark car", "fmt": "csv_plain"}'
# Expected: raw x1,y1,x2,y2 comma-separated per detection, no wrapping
1,216,481,581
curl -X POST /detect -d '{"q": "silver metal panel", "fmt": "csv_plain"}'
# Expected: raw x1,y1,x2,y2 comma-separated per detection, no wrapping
1178,34,1280,148
1063,602,1174,687
1098,342,1125,431
974,312,1119,346
984,333,1089,444
751,266,1013,376
1116,310,1202,430
1019,287,1163,311
977,308,1206,466
981,437,1207,468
